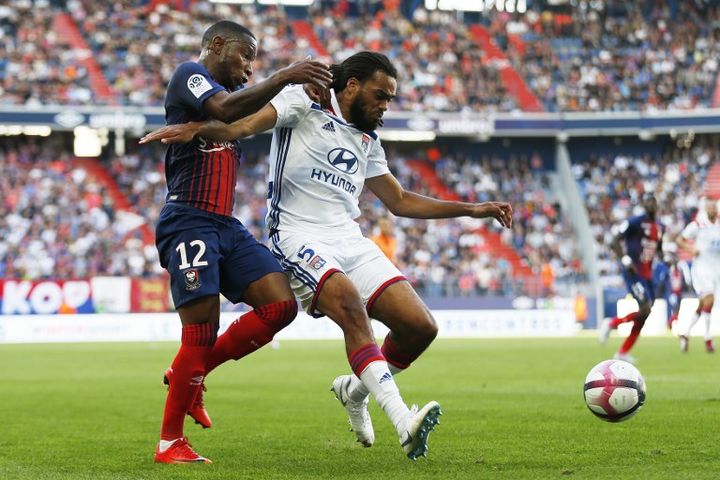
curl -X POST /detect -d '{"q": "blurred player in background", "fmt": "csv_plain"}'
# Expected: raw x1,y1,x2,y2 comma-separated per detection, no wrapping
675,197,720,353
653,249,684,330
141,51,513,459
152,20,331,464
599,194,664,363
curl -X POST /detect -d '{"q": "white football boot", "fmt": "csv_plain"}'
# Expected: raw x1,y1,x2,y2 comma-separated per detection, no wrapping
331,375,375,447
399,401,442,460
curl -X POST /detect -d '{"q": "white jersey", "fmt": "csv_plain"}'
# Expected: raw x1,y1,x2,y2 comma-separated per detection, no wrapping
266,86,390,238
681,216,720,261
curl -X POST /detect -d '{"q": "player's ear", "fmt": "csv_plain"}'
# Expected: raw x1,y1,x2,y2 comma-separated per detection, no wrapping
345,77,361,97
210,35,225,54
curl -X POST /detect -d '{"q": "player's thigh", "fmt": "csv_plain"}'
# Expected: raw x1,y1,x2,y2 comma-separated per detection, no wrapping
177,295,220,326
623,272,654,308
691,261,715,299
218,223,289,306
269,232,358,318
342,236,405,311
156,208,222,316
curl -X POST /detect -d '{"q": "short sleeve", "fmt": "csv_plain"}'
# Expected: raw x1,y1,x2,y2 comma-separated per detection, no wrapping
365,137,390,179
166,62,225,112
270,85,311,128
617,217,640,237
681,221,698,240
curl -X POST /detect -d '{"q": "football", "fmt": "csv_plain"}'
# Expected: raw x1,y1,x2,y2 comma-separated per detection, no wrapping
583,359,646,422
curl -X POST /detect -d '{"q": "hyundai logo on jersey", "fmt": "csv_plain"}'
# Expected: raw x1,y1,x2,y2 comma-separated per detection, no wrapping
327,148,359,174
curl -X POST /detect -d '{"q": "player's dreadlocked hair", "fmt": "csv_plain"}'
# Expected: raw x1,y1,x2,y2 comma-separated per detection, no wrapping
202,20,255,48
330,51,397,92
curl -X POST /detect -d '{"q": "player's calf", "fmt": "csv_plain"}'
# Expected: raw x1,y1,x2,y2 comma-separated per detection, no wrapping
164,368,212,429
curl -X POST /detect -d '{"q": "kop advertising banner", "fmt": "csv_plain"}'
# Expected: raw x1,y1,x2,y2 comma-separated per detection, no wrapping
0,280,95,314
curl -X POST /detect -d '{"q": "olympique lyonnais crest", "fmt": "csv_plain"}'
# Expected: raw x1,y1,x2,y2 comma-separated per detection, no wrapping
361,134,370,154
308,255,326,270
184,269,201,290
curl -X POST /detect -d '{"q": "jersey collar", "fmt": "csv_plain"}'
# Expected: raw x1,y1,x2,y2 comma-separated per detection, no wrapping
329,89,345,122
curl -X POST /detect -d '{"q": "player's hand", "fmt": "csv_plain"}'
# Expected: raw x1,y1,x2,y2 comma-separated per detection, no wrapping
304,84,331,109
620,255,637,275
280,58,332,89
470,201,513,228
139,122,201,145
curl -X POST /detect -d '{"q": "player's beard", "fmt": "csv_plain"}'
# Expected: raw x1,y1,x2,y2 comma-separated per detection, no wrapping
349,94,379,133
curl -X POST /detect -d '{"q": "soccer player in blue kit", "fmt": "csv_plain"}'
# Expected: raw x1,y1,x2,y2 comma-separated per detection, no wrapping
152,20,331,464
599,194,665,363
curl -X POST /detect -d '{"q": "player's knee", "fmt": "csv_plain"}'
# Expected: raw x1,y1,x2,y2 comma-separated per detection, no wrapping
256,299,298,331
416,314,438,345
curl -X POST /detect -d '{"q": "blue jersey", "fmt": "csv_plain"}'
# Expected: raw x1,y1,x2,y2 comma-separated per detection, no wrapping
618,214,663,280
164,62,241,217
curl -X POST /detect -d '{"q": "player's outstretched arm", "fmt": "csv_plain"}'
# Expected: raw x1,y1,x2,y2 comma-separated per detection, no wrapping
675,234,698,257
204,59,331,124
139,104,279,145
366,173,513,228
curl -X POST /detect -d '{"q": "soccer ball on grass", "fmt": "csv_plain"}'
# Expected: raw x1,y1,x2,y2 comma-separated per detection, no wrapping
583,359,646,422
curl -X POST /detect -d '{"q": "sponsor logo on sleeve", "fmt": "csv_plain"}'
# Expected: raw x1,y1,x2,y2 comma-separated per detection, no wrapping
187,74,214,99
361,134,370,154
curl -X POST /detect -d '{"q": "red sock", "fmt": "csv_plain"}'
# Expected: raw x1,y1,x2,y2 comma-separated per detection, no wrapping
610,311,638,329
348,343,386,377
381,334,421,371
160,323,216,441
205,300,297,374
618,320,644,355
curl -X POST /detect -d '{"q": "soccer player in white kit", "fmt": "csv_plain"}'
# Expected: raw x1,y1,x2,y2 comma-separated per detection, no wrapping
140,51,513,459
676,198,720,353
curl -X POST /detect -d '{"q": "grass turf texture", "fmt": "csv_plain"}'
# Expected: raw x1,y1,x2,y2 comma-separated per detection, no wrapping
0,337,718,480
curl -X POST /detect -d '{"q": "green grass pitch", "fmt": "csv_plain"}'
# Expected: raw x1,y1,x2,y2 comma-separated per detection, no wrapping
1,336,718,480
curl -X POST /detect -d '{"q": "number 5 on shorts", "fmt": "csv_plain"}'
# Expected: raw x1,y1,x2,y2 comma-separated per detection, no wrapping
176,240,209,269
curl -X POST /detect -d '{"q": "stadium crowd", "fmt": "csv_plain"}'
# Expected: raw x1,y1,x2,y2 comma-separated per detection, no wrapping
2,1,717,112
499,0,720,111
0,0,99,106
1,134,586,298
0,139,162,279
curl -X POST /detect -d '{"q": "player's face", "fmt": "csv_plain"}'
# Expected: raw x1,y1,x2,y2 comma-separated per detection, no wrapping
643,196,657,216
707,200,718,219
348,71,397,132
219,34,257,90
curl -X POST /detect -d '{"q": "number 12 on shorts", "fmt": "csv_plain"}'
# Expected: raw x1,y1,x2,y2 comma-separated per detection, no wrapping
176,240,209,269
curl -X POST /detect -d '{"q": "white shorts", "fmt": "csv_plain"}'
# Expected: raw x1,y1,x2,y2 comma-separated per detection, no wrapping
690,259,720,297
269,230,405,316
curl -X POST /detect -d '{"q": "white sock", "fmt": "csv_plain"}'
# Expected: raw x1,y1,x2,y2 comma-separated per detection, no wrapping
358,361,409,434
158,439,179,452
348,363,404,402
685,312,701,336
704,312,712,341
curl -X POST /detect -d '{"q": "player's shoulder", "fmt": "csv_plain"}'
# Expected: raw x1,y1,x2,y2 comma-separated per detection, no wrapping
170,62,210,82
278,84,312,103
626,214,644,226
